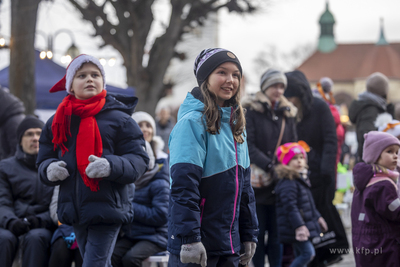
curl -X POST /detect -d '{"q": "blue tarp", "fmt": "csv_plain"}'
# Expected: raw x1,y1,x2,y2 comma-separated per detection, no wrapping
0,50,135,109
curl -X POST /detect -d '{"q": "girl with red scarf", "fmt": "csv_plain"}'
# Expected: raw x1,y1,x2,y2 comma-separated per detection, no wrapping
37,55,149,267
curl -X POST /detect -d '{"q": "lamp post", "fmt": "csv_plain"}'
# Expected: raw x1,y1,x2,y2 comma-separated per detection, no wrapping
36,29,80,62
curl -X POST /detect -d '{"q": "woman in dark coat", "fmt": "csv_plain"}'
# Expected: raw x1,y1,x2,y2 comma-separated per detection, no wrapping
243,68,297,267
284,70,348,266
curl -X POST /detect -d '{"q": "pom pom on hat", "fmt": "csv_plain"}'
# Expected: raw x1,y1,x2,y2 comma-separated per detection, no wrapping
49,54,106,94
319,77,333,93
131,111,156,136
276,141,310,165
17,115,45,143
366,72,389,98
260,69,287,92
193,48,242,86
362,131,400,164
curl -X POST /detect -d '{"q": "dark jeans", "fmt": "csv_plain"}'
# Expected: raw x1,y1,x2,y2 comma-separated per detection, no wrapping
49,237,83,267
168,253,240,267
112,237,164,267
0,227,52,267
291,241,315,267
252,204,282,267
73,223,121,267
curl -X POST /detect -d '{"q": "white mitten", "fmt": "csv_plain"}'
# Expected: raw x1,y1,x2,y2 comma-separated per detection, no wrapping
239,241,256,266
180,242,207,267
85,155,111,178
47,161,69,182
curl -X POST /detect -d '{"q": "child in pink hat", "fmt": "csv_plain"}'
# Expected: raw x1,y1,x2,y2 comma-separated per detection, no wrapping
351,131,400,266
274,141,328,267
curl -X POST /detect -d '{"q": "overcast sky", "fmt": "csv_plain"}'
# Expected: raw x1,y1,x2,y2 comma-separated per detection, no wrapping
1,0,399,93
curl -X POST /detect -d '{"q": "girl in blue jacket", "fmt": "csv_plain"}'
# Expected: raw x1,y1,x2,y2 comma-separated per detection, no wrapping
37,54,149,267
168,48,259,267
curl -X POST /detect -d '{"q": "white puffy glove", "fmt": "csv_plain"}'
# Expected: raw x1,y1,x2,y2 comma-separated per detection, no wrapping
47,161,69,182
85,155,111,178
180,242,207,267
240,241,256,266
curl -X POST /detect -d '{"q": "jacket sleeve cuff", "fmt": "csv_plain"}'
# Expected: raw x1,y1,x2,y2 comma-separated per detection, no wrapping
182,234,201,245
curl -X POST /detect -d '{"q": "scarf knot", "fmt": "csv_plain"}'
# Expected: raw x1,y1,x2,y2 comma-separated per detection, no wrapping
51,90,107,191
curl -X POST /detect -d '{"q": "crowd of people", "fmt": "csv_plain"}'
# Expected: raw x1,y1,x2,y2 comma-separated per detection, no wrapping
0,47,398,267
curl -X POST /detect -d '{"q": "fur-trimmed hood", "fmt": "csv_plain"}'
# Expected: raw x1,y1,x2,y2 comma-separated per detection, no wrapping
275,164,300,180
242,91,297,118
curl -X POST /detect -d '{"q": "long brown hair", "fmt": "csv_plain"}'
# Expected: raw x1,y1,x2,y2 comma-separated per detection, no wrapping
200,79,246,144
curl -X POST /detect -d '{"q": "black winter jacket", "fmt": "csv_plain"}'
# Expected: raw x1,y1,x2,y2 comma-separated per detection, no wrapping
349,97,394,162
274,165,321,244
37,93,149,226
243,92,298,205
0,145,54,230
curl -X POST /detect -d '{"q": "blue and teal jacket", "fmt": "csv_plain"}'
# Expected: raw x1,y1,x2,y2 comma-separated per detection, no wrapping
168,87,259,256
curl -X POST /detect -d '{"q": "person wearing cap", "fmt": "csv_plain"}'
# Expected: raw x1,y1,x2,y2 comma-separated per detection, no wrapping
314,77,345,173
351,131,400,266
0,115,55,267
241,68,297,267
36,54,149,267
168,48,258,267
131,111,169,160
111,140,170,267
349,72,395,163
274,141,328,267
284,70,348,266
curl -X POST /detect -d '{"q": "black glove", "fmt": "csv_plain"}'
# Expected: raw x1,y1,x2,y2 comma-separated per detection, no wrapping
26,216,41,229
7,219,30,236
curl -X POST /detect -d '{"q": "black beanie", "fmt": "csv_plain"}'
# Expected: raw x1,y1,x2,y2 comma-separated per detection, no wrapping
17,115,45,143
193,48,242,86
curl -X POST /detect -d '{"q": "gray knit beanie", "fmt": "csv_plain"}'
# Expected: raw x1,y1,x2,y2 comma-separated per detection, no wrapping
320,77,334,93
366,72,389,98
260,69,287,92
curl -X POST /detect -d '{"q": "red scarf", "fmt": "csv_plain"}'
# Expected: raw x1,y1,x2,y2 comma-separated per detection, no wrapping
52,90,107,191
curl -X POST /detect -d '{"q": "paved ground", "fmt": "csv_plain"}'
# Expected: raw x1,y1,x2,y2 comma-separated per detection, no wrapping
250,204,355,267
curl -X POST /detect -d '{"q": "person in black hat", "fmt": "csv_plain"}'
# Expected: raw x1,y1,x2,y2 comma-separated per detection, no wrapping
168,48,258,267
0,115,55,267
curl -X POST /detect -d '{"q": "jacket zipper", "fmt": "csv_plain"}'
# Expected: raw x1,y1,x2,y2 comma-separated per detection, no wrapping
229,106,239,254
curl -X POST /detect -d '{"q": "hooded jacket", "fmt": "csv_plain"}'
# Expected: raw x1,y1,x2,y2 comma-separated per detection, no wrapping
0,87,25,160
285,71,337,188
274,165,321,244
123,157,170,249
168,87,259,256
242,91,298,205
0,145,54,230
349,93,394,161
37,93,149,226
351,162,400,266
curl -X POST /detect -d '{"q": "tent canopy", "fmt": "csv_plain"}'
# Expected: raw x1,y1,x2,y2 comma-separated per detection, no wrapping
0,50,134,109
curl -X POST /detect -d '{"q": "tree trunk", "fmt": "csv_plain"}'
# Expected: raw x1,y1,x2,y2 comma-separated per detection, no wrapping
9,0,41,115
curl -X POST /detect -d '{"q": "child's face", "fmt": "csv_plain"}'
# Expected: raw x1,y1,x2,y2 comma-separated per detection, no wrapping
138,121,153,143
377,144,399,171
288,154,306,172
207,62,240,107
70,62,104,100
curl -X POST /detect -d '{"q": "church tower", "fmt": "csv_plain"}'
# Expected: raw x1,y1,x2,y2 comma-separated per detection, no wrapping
318,1,336,53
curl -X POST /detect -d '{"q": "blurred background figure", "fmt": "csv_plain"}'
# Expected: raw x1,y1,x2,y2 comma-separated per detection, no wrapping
284,70,349,266
0,85,25,160
132,111,168,160
155,105,175,154
243,68,298,267
112,141,169,267
349,72,395,163
0,116,55,267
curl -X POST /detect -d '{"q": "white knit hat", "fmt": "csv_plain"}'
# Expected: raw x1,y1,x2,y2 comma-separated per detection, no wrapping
131,111,156,136
49,54,106,94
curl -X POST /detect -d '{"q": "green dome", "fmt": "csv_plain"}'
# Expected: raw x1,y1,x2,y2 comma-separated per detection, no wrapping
319,3,335,24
